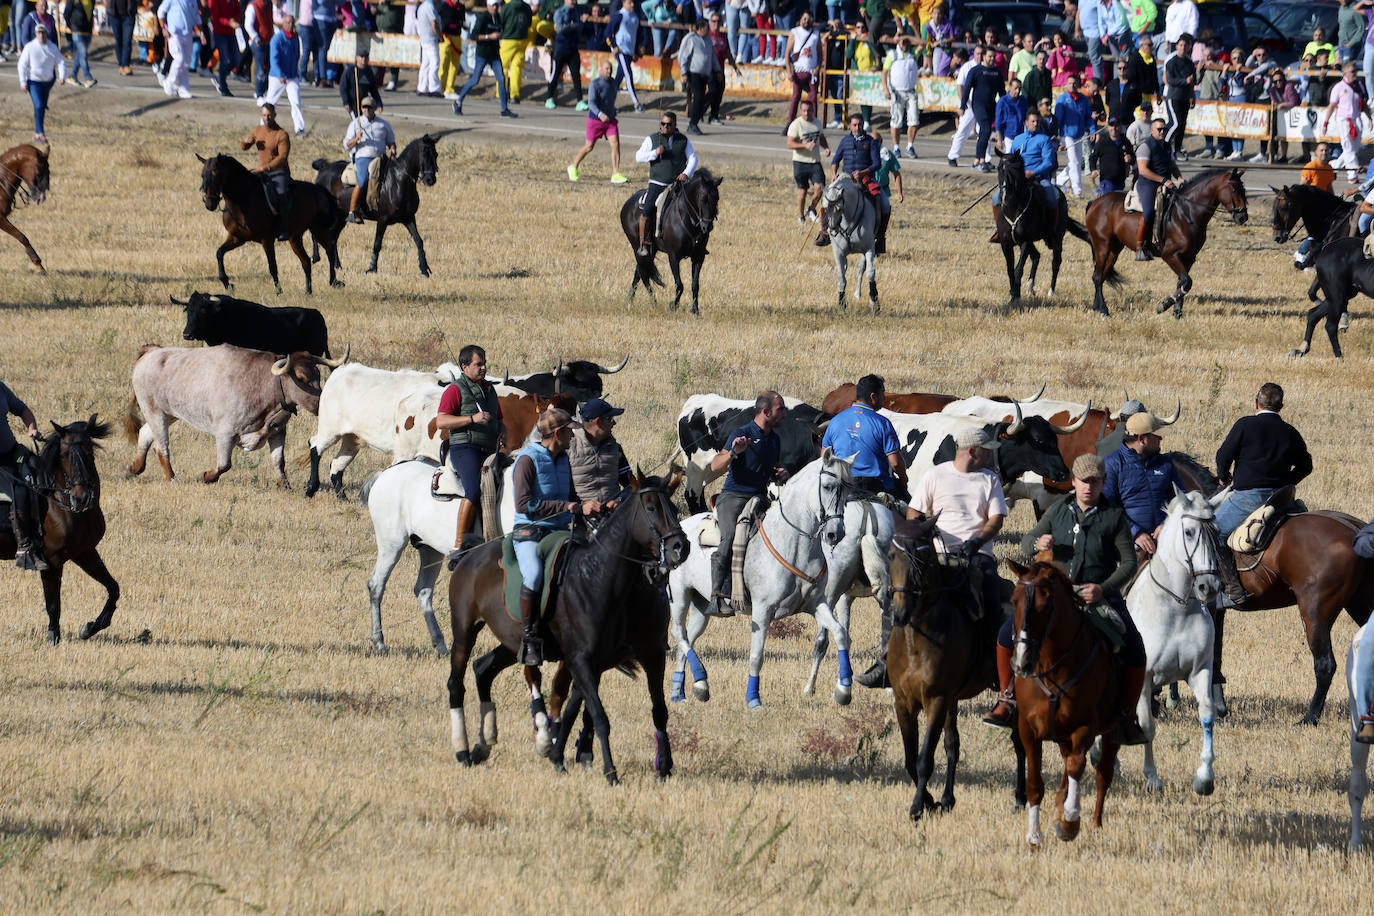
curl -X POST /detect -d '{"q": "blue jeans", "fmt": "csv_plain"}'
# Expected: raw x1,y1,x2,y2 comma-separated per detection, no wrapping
651,26,673,57
297,23,318,82
1098,178,1121,194
213,33,239,89
1215,487,1276,539
28,79,52,135
68,31,92,81
1357,623,1374,726
515,538,544,589
252,41,270,97
457,54,509,107
318,21,340,80
447,444,490,511
109,13,135,66
724,3,745,60
354,154,375,189
9,0,26,51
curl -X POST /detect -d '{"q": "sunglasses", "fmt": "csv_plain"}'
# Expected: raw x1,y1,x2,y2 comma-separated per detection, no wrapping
661,121,674,126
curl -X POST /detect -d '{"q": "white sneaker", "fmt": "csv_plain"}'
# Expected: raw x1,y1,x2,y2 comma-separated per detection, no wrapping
826,119,842,129
905,143,916,158
1248,153,1266,163
177,88,193,99
163,83,176,97
443,91,459,100
1226,151,1244,161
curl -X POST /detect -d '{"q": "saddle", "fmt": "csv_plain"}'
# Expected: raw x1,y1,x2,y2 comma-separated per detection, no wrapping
1363,232,1374,261
1123,178,1141,213
499,529,573,632
696,495,766,613
1226,485,1307,556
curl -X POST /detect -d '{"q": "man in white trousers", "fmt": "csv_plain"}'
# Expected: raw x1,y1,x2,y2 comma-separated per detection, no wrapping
264,13,306,134
156,0,198,98
1324,62,1365,183
415,0,441,96
946,47,978,167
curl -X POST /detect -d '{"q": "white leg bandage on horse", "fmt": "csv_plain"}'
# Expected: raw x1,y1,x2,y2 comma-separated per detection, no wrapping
1064,775,1081,822
450,707,468,755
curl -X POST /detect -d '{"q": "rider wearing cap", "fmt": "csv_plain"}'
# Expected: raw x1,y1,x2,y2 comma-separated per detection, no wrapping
1102,411,1186,561
633,110,699,256
342,95,396,224
569,397,633,515
986,453,1147,744
510,407,593,666
858,425,1006,689
821,373,909,502
704,391,790,618
0,379,46,571
1096,397,1146,456
814,112,883,248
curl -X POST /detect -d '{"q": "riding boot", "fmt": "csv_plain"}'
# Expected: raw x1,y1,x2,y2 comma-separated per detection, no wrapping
348,184,365,223
812,206,829,245
988,204,1001,243
519,586,544,666
636,214,652,257
982,643,1016,728
1360,709,1374,744
1214,547,1249,608
1135,216,1153,261
11,506,48,572
1119,665,1148,746
875,209,890,256
445,499,479,571
855,600,893,689
275,199,292,242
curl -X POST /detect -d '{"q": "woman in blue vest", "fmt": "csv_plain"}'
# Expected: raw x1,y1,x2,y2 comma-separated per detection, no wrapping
510,407,590,665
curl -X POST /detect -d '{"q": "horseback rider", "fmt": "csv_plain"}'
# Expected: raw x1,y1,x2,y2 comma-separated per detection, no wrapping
1102,411,1185,562
239,101,292,242
0,379,46,571
703,391,790,618
987,453,1149,746
437,344,506,569
1353,521,1374,742
820,373,909,502
860,425,1008,689
1134,116,1184,261
569,397,632,524
633,110,699,257
989,109,1059,241
814,112,885,250
343,97,397,225
1213,382,1312,607
510,407,593,666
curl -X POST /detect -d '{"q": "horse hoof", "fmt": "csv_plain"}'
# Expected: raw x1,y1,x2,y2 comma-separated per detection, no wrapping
369,640,389,656
311,255,320,264
331,279,345,288
1156,299,1172,314
534,729,553,758
46,629,60,646
938,797,955,813
1145,775,1164,793
1091,304,1110,316
605,770,620,786
1173,305,1183,320
455,750,473,766
1298,714,1320,727
471,742,490,764
576,750,594,767
869,301,880,316
833,684,852,706
670,688,686,703
551,758,567,774
1192,774,1215,796
909,804,924,824
746,697,763,710
692,680,710,702
364,267,377,275
433,642,448,657
1026,833,1043,849
1056,819,1080,841
691,306,699,316
78,620,106,640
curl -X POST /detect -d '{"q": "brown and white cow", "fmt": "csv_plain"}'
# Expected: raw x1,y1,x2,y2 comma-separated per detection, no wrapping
124,343,345,487
819,382,1047,418
393,386,577,465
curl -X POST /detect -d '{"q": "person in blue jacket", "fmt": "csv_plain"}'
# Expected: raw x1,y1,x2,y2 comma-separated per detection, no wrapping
263,14,306,136
960,46,1004,172
1054,73,1094,196
1102,411,1185,562
814,112,882,246
993,77,1028,154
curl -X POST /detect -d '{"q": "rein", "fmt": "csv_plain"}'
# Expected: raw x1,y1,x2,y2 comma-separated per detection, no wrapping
1145,510,1219,606
586,485,681,571
764,464,847,586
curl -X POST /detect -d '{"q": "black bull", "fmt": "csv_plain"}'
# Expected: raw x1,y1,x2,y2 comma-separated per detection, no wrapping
173,291,331,358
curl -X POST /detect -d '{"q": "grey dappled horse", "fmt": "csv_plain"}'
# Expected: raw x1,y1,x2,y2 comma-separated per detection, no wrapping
823,175,878,313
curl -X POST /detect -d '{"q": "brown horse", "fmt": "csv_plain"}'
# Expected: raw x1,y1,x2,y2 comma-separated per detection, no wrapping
888,517,1025,822
1213,511,1374,725
446,472,689,784
0,418,120,645
1085,168,1248,318
197,153,343,295
1007,559,1121,848
0,143,51,271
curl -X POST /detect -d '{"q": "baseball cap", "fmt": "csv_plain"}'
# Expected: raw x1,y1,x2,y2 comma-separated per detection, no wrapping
360,98,377,108
1126,412,1166,437
955,427,1001,451
1072,453,1106,480
1119,398,1146,418
1107,117,1121,126
536,407,582,437
580,398,625,422
34,21,48,31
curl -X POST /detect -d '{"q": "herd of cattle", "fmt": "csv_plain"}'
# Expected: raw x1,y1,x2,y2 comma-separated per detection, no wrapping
122,292,1141,518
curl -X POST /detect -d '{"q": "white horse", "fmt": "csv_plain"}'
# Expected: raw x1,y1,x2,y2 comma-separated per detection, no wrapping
823,174,878,314
1348,623,1371,849
668,449,856,708
1127,486,1227,795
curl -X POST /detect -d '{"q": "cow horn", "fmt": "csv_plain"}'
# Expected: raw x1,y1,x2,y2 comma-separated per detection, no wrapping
271,355,292,376
314,342,351,369
1050,400,1092,435
169,295,188,306
597,354,631,374
1157,396,1181,426
553,357,563,394
1005,400,1024,437
1022,382,1046,402
1108,388,1130,421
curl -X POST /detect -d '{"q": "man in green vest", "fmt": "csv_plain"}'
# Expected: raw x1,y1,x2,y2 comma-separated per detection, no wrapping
437,344,506,567
632,110,700,256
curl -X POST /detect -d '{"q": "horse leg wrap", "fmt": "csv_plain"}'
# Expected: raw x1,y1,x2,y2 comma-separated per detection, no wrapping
450,707,469,759
686,649,707,682
671,670,686,703
746,674,762,709
1064,776,1081,823
480,700,498,744
837,649,852,687
1026,804,1042,847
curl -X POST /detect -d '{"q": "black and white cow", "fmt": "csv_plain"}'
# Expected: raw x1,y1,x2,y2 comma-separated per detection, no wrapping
883,405,1072,495
675,393,828,515
174,292,332,358
501,355,630,403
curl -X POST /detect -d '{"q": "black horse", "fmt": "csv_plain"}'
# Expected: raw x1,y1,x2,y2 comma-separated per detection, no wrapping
197,153,343,295
993,151,1090,306
0,418,121,645
312,134,442,277
1291,236,1373,358
446,472,690,784
1272,183,1358,268
619,169,722,315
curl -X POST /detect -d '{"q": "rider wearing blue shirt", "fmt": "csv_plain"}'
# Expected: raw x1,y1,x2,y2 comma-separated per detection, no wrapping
1102,412,1186,559
821,374,909,501
992,110,1060,224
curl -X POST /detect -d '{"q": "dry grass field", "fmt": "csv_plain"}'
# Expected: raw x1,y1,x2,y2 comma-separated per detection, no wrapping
3,100,1374,912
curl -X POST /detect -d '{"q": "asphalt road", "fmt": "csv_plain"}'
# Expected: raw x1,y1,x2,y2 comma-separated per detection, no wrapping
0,48,1315,191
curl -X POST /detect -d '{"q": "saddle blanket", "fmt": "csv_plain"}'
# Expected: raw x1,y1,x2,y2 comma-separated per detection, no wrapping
1083,602,1126,652
1123,183,1141,212
500,530,571,623
695,497,763,613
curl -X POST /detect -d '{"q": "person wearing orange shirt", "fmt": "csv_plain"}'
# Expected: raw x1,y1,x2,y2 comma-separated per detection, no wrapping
1300,141,1336,192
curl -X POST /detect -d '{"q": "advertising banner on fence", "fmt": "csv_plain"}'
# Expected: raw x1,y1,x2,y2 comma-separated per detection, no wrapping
579,51,807,99
836,74,963,112
328,31,421,68
1276,106,1374,143
1185,101,1270,140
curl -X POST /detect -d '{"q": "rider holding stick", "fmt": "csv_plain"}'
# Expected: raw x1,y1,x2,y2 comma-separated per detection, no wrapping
814,113,883,249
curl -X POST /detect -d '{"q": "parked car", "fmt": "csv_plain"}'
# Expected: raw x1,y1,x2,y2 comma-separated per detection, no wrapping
1254,0,1341,57
1157,2,1293,62
957,1,1068,44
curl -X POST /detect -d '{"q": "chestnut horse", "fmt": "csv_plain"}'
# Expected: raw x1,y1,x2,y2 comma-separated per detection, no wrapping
888,516,1025,823
0,143,51,271
0,417,121,645
1085,168,1248,318
1007,559,1122,848
446,472,689,784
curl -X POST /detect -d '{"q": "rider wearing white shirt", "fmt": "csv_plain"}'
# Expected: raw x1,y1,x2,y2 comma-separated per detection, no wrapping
632,111,699,255
343,99,396,223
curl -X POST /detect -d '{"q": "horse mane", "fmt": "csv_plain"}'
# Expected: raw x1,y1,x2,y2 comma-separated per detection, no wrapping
36,418,110,482
1179,168,1231,194
215,152,251,177
688,167,718,188
1167,450,1220,496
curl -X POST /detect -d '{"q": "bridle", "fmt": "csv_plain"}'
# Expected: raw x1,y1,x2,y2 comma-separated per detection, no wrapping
675,179,716,240
998,156,1034,236
775,464,847,540
1012,573,1099,684
587,484,685,573
0,153,45,208
201,158,223,211
1146,508,1219,605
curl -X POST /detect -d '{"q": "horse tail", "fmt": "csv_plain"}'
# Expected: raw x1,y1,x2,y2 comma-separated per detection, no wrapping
122,395,142,444
637,253,664,288
358,469,384,509
1064,218,1090,243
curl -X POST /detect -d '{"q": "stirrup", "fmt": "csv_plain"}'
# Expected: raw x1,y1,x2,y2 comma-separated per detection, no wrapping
855,659,889,689
519,636,544,667
1358,721,1374,745
982,690,1016,728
